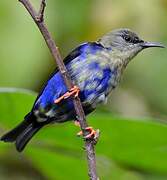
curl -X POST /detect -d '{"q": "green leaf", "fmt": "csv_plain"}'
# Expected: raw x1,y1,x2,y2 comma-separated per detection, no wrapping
89,113,167,175
0,88,36,128
1,88,167,179
33,113,167,177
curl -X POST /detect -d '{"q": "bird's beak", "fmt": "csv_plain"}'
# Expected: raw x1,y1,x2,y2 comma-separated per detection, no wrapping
141,41,165,48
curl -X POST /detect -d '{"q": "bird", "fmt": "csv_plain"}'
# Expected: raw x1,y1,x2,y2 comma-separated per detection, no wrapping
0,28,164,152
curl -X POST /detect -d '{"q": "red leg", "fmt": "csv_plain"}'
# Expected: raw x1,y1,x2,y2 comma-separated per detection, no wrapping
77,127,97,139
54,86,80,104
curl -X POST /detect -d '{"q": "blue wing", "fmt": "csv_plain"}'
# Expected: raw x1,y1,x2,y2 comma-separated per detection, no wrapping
33,42,113,122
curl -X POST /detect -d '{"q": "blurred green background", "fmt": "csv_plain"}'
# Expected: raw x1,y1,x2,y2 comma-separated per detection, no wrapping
0,0,167,179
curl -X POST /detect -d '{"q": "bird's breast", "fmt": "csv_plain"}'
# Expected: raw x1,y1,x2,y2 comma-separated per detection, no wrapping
67,50,122,106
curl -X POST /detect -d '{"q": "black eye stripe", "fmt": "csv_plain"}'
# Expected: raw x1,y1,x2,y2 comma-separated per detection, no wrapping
122,34,143,44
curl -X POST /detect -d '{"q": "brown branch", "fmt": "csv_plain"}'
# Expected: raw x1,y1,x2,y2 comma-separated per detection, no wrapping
18,0,99,179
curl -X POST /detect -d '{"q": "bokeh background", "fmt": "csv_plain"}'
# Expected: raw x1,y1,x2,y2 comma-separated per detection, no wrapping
0,0,167,179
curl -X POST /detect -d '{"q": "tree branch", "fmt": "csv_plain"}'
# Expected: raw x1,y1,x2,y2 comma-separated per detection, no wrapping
18,0,99,179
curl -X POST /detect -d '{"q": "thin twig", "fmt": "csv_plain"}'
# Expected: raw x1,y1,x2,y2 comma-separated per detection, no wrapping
36,0,46,22
18,0,99,179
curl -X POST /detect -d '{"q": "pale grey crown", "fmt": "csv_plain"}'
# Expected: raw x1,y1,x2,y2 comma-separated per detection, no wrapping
98,28,144,51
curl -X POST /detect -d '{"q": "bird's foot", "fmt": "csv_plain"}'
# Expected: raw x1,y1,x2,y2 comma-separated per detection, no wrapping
54,86,80,104
77,127,98,139
74,120,80,127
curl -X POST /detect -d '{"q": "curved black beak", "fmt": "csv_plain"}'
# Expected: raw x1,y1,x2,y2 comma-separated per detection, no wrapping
141,41,165,48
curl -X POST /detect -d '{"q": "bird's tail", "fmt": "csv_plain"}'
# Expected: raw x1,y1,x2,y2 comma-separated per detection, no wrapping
1,113,43,152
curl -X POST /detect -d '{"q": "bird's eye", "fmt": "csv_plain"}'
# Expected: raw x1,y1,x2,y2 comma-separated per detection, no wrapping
123,35,131,42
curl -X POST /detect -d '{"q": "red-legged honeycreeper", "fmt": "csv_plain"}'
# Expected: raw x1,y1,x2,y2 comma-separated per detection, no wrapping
1,28,165,152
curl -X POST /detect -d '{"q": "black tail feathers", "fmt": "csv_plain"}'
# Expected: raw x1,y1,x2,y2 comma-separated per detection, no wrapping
1,113,43,152
1,114,33,143
15,122,43,152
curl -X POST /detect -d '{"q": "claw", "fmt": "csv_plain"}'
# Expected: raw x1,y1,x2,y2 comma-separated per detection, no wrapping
85,128,97,139
77,127,97,139
54,86,80,104
77,131,83,136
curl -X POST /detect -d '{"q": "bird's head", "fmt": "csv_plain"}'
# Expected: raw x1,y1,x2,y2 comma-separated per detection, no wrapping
98,28,165,63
